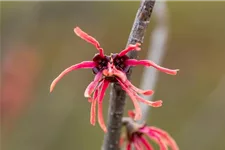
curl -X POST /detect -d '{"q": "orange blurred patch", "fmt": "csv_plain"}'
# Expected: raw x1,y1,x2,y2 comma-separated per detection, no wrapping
1,45,41,132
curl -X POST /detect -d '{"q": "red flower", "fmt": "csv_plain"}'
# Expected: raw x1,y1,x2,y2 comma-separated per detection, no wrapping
120,111,179,150
50,27,178,132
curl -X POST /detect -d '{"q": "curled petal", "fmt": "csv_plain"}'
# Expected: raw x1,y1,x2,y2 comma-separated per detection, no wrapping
74,27,104,57
118,43,141,56
122,80,162,108
150,127,179,150
50,61,95,92
125,80,154,95
85,81,95,98
136,95,162,107
117,79,142,120
84,72,102,98
126,59,179,75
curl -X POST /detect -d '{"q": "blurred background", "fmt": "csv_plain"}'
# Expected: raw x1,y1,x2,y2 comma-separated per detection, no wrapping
1,1,225,150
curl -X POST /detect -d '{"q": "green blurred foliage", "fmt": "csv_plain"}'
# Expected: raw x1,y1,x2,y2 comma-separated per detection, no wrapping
1,1,225,150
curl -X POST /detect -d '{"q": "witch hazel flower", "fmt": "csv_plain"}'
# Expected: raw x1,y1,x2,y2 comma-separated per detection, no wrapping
50,27,178,132
120,111,179,150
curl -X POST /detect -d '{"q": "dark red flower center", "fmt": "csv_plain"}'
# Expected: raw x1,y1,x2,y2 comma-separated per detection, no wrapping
111,54,130,73
129,132,143,142
92,54,109,74
92,53,130,75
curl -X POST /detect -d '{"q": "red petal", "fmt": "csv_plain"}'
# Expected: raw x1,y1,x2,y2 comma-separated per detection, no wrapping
88,98,92,103
126,59,179,75
133,136,143,150
74,27,104,57
128,110,136,119
118,43,141,56
85,81,96,98
149,132,168,150
125,80,154,96
84,72,102,98
90,99,97,126
126,143,131,150
150,127,179,150
123,80,162,108
139,136,154,150
136,95,163,107
98,101,107,132
96,80,109,132
93,89,99,100
120,136,125,147
117,79,142,120
90,89,99,124
98,80,110,103
50,61,95,92
140,127,167,150
113,67,127,82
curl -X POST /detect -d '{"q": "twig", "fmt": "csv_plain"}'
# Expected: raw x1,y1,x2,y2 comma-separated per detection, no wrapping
139,1,169,122
102,0,156,150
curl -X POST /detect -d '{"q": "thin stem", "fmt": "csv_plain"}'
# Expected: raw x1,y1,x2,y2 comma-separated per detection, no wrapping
102,0,156,150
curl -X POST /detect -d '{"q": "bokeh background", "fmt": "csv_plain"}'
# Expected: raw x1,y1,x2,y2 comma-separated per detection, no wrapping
1,1,225,150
